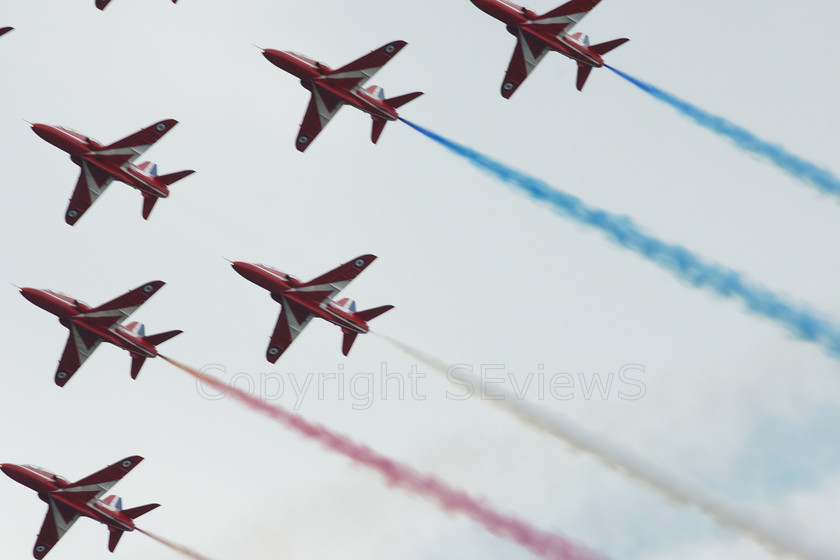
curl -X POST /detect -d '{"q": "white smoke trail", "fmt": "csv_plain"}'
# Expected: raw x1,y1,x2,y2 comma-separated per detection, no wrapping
379,334,836,560
137,527,216,560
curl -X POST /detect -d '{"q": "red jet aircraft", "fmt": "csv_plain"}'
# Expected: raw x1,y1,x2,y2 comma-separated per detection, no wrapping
30,120,194,225
261,41,423,151
0,27,13,37
1,457,158,558
96,0,177,9
19,281,181,386
232,255,393,361
471,0,628,95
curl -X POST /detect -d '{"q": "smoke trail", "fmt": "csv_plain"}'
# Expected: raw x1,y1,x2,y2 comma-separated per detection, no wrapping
136,528,216,560
606,65,840,197
161,355,604,560
400,117,840,358
379,334,837,560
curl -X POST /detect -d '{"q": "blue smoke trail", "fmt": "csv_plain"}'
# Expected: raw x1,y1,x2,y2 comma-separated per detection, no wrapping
399,117,840,357
606,65,840,197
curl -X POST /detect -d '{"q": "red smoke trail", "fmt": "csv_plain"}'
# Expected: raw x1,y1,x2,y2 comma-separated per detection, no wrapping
136,527,216,560
161,355,604,560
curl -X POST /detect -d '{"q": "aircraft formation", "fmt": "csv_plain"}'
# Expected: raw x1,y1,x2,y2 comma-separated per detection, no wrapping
4,0,629,556
8,0,818,558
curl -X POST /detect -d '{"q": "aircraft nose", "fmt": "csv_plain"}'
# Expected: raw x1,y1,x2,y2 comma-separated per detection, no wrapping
18,287,41,304
230,261,251,276
261,48,282,64
30,123,54,140
0,463,18,478
261,49,296,71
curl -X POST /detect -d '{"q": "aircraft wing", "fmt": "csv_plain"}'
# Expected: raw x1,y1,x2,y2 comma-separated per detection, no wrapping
320,41,407,90
501,30,550,98
65,162,114,225
295,88,344,152
56,456,144,504
89,119,178,167
293,254,378,302
534,0,604,36
77,281,165,330
0,27,13,37
266,298,314,362
32,498,82,559
55,324,102,387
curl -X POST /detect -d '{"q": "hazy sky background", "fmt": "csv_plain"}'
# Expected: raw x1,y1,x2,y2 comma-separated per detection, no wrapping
2,0,840,559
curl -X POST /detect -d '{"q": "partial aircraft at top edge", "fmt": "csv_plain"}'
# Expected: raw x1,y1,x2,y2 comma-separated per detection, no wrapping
261,41,423,152
470,0,628,95
95,0,177,10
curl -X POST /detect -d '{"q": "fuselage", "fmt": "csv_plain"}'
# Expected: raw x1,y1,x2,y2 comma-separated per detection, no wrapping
471,0,605,67
0,464,136,532
231,262,370,334
31,124,170,199
19,288,158,358
261,49,400,122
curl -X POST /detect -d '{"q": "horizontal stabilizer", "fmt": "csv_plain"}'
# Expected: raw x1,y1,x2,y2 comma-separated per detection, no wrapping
108,528,123,553
342,330,358,356
590,37,629,56
122,503,160,519
142,195,158,220
386,91,423,109
145,329,183,347
156,169,195,186
356,304,394,322
130,354,146,380
371,117,387,144
576,63,593,91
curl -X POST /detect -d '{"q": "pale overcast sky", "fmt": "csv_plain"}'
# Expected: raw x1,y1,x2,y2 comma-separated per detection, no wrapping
2,1,840,559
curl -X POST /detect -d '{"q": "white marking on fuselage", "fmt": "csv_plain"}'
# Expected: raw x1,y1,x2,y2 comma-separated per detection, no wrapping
20,466,57,483
321,304,364,332
287,52,319,69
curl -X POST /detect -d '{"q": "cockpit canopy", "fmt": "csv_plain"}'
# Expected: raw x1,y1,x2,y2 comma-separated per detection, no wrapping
259,265,302,285
45,290,88,307
57,126,100,145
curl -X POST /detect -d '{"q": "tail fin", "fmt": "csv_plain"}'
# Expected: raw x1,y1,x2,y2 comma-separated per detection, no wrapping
156,169,195,186
108,528,124,553
356,304,394,322
342,330,358,356
130,354,147,380
136,161,158,175
590,38,629,56
145,329,183,347
576,63,593,91
122,503,160,519
371,117,387,144
386,91,423,110
142,195,158,220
